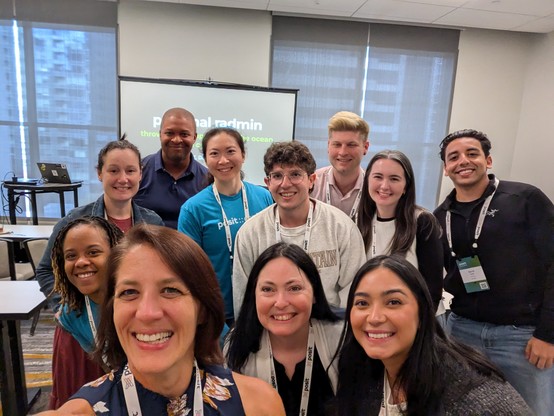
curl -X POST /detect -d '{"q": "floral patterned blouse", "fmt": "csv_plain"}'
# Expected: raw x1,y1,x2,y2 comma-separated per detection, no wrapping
71,362,245,415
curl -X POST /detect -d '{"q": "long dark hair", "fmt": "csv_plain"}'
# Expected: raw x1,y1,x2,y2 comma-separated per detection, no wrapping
94,224,225,369
52,216,123,313
226,242,339,371
335,255,504,415
357,150,425,255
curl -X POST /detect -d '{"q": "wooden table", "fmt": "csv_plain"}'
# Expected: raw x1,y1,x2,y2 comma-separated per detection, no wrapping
2,181,82,225
0,281,47,415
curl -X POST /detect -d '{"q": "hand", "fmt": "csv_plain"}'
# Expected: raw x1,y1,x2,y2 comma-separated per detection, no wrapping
525,336,554,369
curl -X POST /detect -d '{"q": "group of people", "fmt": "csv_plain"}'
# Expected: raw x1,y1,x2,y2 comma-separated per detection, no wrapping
33,107,552,415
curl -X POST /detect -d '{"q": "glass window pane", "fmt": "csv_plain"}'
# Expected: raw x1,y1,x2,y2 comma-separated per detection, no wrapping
1,19,116,220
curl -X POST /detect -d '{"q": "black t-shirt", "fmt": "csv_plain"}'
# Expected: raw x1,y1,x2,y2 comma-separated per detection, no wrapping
273,347,334,416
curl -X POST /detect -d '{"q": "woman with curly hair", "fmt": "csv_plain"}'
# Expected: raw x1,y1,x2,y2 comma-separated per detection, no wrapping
49,216,123,408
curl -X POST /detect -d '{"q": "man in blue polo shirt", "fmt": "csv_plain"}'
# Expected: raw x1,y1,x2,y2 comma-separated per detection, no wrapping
134,107,208,228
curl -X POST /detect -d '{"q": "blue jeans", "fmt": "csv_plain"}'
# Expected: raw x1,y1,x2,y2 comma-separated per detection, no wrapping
447,312,553,415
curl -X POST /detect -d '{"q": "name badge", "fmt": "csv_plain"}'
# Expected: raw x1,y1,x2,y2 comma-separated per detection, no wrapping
456,255,490,293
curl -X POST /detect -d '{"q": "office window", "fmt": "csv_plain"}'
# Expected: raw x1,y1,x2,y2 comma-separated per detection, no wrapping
0,0,117,220
272,17,459,209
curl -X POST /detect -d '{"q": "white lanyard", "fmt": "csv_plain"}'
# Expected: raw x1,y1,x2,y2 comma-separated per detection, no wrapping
370,214,381,258
267,322,315,416
445,178,499,257
84,296,97,340
325,169,362,220
274,201,314,251
212,183,250,261
121,359,203,416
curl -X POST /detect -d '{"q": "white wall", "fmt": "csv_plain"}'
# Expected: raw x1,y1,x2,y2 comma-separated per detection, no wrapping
439,28,554,202
439,28,539,202
512,31,554,200
118,0,272,86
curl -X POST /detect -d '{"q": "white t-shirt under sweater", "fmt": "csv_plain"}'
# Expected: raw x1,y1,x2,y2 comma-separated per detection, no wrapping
367,218,418,267
232,199,366,319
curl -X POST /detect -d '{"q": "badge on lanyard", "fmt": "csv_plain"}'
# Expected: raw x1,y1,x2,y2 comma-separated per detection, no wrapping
456,255,490,293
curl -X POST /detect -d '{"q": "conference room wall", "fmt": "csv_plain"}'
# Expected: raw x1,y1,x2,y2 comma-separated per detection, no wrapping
118,1,554,204
118,0,272,86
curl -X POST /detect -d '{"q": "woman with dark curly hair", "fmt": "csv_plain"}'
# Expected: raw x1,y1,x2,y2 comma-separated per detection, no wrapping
50,216,123,408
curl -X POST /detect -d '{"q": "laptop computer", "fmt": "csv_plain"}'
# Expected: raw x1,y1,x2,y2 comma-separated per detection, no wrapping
36,162,75,184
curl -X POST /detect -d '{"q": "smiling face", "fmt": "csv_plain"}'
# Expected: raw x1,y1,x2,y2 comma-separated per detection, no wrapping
255,257,314,341
113,244,199,385
264,164,316,214
443,137,492,191
350,266,419,376
160,114,197,164
63,224,111,303
205,132,245,184
98,148,142,204
367,158,407,218
328,130,369,177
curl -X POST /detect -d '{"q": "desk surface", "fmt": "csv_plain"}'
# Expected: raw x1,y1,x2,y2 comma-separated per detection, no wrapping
2,181,82,191
0,224,54,241
0,281,46,319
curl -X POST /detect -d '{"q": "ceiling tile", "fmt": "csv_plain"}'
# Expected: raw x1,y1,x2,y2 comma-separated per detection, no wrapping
436,8,541,30
514,15,554,33
268,0,367,15
463,0,554,17
355,0,455,22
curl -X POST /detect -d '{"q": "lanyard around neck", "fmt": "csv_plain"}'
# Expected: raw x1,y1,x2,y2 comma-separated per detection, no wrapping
84,296,97,340
274,201,314,252
446,178,499,257
267,321,315,416
370,214,389,258
212,183,250,260
325,169,362,220
121,359,203,416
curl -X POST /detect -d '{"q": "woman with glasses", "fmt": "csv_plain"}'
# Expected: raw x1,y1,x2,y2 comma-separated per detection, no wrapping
178,128,273,323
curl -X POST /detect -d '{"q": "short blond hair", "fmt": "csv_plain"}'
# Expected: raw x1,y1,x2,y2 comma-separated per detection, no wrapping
328,111,369,141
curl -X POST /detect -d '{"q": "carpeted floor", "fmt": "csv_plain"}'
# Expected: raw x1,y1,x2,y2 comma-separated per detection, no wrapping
0,308,55,416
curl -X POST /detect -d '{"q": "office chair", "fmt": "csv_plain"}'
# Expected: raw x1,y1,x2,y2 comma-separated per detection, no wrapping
23,238,49,336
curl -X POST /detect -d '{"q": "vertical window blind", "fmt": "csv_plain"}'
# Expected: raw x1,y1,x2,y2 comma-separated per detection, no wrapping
271,16,459,209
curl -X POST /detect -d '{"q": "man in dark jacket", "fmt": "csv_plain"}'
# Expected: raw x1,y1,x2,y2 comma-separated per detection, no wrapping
434,129,553,415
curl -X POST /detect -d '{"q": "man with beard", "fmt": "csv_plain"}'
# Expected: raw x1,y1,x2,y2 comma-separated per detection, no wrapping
134,107,208,228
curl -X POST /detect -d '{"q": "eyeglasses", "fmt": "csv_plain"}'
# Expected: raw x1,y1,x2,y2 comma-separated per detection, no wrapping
266,171,307,185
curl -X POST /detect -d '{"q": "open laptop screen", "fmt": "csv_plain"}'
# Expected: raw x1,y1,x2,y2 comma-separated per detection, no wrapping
37,162,73,184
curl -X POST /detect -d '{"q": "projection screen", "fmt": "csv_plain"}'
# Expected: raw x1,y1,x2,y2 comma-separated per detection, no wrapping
119,76,297,185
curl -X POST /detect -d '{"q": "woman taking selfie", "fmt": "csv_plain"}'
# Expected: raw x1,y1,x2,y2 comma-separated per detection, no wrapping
38,224,284,416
